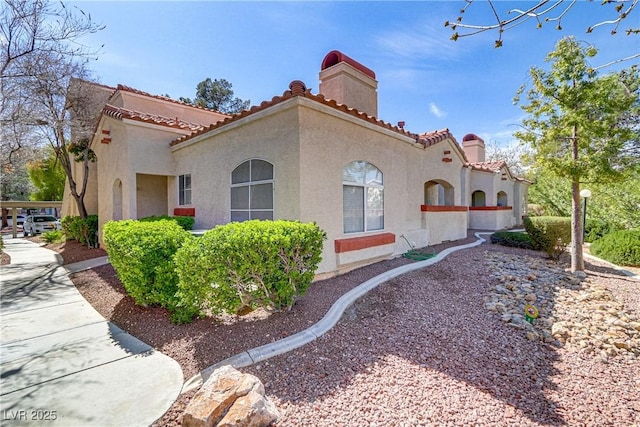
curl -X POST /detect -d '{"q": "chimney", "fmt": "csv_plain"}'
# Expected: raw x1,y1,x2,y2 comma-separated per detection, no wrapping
319,50,378,117
461,133,485,163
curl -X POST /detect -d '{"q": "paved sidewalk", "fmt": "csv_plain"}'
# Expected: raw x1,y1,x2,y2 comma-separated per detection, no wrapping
0,237,182,426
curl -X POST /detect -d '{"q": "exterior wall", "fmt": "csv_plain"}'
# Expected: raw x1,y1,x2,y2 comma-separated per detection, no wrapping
171,102,302,231
469,207,513,230
136,174,168,218
296,98,467,274
95,118,188,245
467,167,528,230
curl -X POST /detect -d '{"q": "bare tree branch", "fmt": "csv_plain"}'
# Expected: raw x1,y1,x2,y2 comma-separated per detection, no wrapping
446,0,639,50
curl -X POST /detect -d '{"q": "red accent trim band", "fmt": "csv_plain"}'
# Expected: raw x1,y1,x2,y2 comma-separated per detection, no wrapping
421,205,468,212
442,158,452,163
469,206,513,211
335,233,395,253
174,207,195,217
444,150,451,155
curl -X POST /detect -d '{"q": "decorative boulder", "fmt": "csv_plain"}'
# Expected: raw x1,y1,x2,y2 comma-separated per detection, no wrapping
182,365,279,427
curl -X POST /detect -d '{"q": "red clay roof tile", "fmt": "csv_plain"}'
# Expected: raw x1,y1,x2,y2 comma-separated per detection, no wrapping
171,82,424,147
116,84,231,116
102,104,205,132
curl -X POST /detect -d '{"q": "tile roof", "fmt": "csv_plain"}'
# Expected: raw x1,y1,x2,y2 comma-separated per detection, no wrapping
470,161,507,173
102,104,205,132
171,80,438,147
116,84,229,116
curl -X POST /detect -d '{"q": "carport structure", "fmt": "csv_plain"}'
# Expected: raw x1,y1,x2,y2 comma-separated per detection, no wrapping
0,201,63,238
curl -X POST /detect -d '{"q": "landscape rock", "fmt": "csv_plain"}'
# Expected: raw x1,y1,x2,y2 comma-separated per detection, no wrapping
183,365,279,427
483,251,640,362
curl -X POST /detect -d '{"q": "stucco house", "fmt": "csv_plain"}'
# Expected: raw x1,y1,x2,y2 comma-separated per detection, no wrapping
63,50,529,277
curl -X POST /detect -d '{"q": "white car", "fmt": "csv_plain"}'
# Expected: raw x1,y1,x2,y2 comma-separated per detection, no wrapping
23,215,62,236
6,214,26,227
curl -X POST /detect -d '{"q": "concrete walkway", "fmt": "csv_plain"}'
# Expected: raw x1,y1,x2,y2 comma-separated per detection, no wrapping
0,238,182,426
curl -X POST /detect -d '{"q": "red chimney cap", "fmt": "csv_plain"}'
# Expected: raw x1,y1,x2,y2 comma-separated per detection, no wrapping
321,50,376,79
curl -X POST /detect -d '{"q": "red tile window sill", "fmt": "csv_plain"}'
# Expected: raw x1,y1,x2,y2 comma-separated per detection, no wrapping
420,205,468,212
334,232,396,253
174,207,195,217
469,206,513,211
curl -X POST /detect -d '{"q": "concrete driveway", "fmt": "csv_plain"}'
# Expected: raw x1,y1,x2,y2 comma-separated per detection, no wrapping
0,237,183,426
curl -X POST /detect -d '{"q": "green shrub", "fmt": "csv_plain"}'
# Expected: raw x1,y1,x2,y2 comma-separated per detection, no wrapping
42,230,65,244
585,219,621,243
103,219,193,314
61,215,99,247
591,229,640,267
490,231,535,249
523,216,571,260
139,215,194,231
174,220,326,323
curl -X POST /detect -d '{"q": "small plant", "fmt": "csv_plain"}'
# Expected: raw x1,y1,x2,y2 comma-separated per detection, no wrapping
138,215,194,231
103,219,193,315
41,230,65,244
490,231,535,249
591,229,640,267
523,216,571,260
61,215,99,247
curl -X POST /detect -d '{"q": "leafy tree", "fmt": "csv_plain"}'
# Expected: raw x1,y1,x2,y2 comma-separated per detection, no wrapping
514,36,640,272
28,147,65,201
180,78,250,114
446,0,639,55
1,0,105,218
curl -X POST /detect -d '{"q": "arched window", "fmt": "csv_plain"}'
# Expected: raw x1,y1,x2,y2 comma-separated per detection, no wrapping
231,159,274,221
497,191,508,207
343,161,383,233
471,190,486,207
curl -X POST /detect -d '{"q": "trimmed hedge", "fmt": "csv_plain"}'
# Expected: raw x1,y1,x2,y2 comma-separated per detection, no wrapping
523,216,571,260
103,219,193,314
174,220,326,323
138,214,194,231
591,229,640,267
490,231,535,249
61,215,99,247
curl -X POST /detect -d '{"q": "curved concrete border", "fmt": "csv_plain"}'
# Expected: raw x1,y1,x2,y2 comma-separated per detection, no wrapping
182,232,489,393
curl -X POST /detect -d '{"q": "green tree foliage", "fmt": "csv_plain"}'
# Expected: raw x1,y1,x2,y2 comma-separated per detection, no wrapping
27,148,65,201
180,78,250,114
514,36,640,271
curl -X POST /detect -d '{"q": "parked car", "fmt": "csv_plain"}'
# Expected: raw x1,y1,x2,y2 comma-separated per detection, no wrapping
6,214,26,227
23,215,62,236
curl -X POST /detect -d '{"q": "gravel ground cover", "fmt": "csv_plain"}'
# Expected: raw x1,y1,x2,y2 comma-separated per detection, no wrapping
16,234,640,426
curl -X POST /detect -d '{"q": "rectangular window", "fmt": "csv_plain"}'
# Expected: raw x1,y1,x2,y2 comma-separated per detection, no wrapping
366,187,384,230
343,185,364,233
179,174,191,206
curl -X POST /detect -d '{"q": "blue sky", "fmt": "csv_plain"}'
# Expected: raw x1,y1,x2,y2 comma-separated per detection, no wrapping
70,1,639,147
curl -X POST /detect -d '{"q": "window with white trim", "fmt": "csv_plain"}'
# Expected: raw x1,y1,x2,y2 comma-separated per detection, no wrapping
231,159,274,221
179,174,191,206
343,161,384,233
